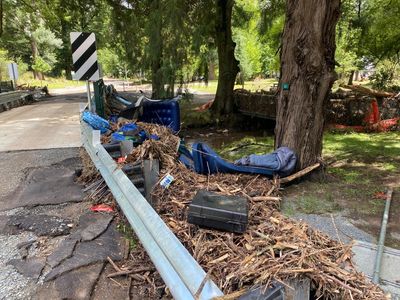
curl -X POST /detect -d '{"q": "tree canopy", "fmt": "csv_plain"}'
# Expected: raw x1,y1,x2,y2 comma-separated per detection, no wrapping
0,0,398,90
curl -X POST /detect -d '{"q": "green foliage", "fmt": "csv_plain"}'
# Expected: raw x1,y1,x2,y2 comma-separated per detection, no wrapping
32,57,52,74
16,59,29,75
362,0,400,60
32,25,63,69
259,15,284,75
233,0,263,80
98,48,123,78
1,0,399,95
370,59,400,90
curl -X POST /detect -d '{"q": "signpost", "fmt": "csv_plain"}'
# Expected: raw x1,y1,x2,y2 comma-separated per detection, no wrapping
7,63,18,88
70,32,101,111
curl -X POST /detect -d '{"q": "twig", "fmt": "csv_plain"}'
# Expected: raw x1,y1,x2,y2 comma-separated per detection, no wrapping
127,277,132,300
108,267,155,278
280,163,321,184
324,274,362,294
107,256,122,272
109,277,124,288
252,196,281,201
330,214,343,247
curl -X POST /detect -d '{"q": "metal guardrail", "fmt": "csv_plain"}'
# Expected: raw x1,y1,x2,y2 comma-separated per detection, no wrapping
0,80,14,93
81,121,224,300
0,91,32,106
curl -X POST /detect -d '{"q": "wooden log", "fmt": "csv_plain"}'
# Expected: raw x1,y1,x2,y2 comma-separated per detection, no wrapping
280,163,321,184
340,84,395,98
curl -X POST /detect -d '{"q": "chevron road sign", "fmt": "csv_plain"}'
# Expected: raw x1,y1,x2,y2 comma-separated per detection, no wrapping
70,32,100,81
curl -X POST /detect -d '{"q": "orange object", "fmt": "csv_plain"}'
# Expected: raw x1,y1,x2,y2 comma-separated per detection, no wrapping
117,156,127,163
374,192,387,200
194,100,214,112
363,99,380,125
90,204,114,212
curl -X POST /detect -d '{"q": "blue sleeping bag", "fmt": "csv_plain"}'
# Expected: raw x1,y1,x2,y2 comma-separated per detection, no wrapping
188,142,296,177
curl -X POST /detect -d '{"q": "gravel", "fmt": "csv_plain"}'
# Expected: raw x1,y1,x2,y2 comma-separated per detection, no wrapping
0,233,37,300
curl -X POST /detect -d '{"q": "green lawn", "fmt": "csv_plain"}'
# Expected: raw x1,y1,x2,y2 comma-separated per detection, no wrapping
212,131,400,248
18,75,85,89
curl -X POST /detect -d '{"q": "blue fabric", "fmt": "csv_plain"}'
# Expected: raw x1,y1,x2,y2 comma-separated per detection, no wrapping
140,100,180,133
190,143,296,177
109,115,119,123
111,132,127,142
120,123,139,133
82,111,110,134
235,147,297,177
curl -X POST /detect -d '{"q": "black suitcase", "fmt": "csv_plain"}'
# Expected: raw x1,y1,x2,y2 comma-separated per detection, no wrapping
187,190,248,233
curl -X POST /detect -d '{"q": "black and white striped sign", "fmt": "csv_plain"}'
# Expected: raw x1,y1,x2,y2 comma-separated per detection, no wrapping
70,32,100,81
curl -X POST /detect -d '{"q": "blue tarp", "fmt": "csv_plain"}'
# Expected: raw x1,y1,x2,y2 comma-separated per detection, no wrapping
82,111,110,134
180,143,297,177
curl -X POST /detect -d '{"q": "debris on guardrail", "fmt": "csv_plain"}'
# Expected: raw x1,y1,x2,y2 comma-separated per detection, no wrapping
188,190,248,233
159,173,174,189
80,112,387,299
82,111,110,134
90,204,114,213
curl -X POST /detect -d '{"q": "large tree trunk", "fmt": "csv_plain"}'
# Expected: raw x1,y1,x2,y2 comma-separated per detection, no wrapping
347,70,354,85
151,55,165,99
30,38,43,80
275,0,340,170
61,21,72,80
211,0,240,116
0,0,3,37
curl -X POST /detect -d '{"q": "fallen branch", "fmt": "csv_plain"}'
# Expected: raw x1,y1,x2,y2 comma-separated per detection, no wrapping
107,256,122,272
280,163,321,184
107,266,154,278
340,84,395,98
251,196,281,201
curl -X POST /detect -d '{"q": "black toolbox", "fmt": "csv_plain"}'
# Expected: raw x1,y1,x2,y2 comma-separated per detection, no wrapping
187,190,248,233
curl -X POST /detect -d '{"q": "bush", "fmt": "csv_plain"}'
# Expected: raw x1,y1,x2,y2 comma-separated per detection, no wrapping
370,59,400,90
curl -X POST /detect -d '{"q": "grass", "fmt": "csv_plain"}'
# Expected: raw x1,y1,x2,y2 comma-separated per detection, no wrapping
213,131,399,224
216,132,400,166
117,221,137,250
18,73,85,89
282,191,341,216
323,132,400,162
187,78,278,94
217,137,274,161
328,168,363,184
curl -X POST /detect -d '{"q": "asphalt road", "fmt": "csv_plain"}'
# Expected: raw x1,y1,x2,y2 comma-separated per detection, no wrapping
0,93,85,152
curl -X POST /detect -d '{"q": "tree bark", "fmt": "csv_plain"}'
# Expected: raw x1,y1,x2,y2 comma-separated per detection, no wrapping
61,21,72,80
211,0,240,116
275,0,341,170
347,70,354,85
341,84,395,98
0,0,3,37
208,62,216,80
150,0,165,99
30,38,43,80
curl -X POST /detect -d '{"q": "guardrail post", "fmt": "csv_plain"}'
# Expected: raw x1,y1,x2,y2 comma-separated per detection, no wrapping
93,79,105,118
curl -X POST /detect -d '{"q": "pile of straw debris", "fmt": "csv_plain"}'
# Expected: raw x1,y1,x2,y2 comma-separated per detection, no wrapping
81,123,387,300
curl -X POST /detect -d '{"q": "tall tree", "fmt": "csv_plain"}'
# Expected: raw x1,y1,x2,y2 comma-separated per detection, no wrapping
211,0,240,116
275,0,341,170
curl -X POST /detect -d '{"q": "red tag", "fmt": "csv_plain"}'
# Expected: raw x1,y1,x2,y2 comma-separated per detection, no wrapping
90,204,114,213
117,156,126,163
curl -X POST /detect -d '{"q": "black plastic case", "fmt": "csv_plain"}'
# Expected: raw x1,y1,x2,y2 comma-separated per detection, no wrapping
187,190,248,233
